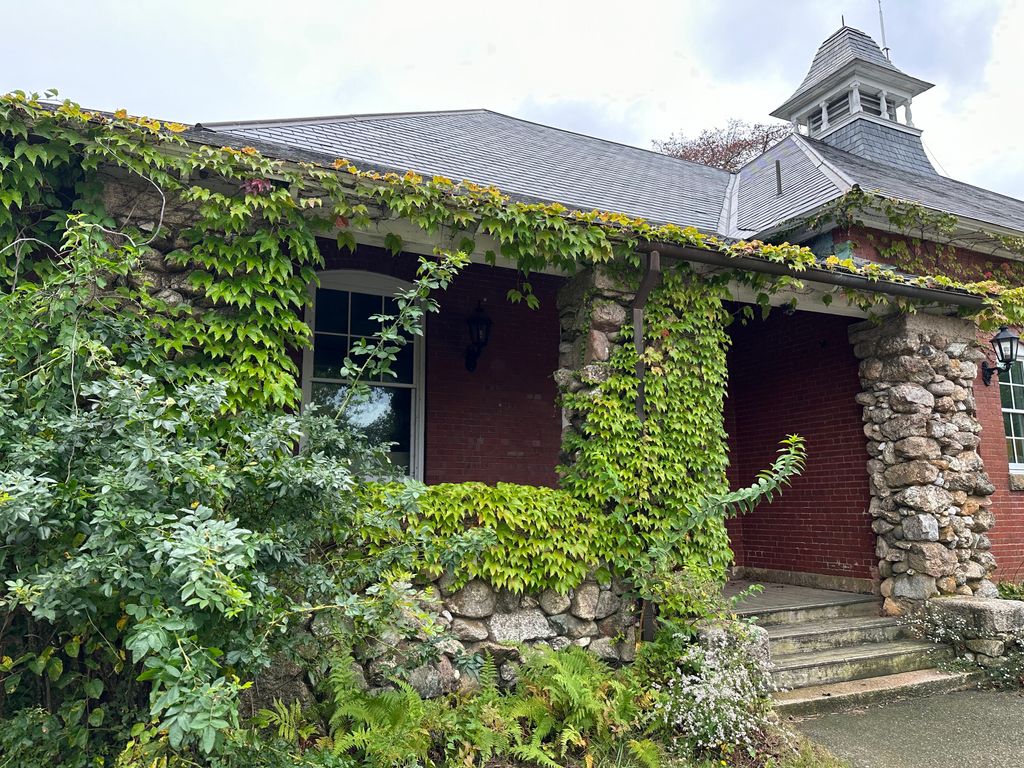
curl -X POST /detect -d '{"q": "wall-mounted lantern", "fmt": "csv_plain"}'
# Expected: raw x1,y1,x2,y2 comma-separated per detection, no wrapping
982,325,1020,385
465,302,492,372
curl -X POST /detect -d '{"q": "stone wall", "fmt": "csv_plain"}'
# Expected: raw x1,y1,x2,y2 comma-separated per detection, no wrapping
925,596,1024,668
850,313,998,612
350,574,639,700
443,574,638,661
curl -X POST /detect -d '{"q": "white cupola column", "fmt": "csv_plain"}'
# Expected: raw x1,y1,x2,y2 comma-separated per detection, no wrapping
850,81,863,113
819,100,830,130
879,90,889,119
903,98,914,127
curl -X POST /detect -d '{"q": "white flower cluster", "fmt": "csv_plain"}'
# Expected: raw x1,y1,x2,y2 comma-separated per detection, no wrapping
651,631,774,754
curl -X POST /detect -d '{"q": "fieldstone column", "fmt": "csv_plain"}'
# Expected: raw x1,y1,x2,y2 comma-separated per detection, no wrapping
553,265,634,457
850,314,998,613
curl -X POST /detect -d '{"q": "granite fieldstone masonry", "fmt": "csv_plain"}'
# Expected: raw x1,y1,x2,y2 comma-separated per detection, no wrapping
925,597,1024,667
850,314,998,613
554,265,636,456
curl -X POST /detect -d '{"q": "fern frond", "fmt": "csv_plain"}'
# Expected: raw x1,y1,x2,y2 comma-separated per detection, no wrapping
627,738,662,768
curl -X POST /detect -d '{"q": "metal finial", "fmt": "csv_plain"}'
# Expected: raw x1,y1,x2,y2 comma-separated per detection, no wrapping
877,0,891,60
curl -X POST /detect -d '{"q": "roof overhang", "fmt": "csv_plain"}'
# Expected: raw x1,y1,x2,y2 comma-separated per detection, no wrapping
771,60,934,121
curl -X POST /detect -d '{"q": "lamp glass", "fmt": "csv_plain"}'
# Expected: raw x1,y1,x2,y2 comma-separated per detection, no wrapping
467,306,491,348
992,326,1020,365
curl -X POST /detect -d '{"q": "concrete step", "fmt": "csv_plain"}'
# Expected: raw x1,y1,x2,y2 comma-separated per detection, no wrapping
768,616,905,654
773,668,983,717
737,594,880,627
772,639,952,690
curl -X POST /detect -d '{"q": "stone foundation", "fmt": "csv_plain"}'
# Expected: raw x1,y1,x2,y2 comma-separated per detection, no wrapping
350,574,639,699
850,313,997,611
442,574,638,660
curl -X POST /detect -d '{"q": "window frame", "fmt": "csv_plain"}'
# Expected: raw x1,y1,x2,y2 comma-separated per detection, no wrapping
301,270,426,480
998,352,1024,473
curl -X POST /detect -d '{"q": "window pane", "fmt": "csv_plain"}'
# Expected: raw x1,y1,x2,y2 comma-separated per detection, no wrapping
310,382,412,467
312,333,349,379
1014,438,1024,465
351,292,383,336
1004,411,1015,438
1012,413,1024,440
391,343,415,384
315,288,348,333
1008,436,1016,464
1002,381,1014,408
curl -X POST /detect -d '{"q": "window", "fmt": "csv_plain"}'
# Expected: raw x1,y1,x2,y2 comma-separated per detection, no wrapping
999,358,1024,471
302,271,424,478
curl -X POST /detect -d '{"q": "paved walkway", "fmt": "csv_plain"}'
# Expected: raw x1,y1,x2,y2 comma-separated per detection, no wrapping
795,689,1024,768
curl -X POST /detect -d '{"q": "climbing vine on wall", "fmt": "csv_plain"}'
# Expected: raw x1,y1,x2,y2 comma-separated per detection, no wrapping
560,264,735,580
0,90,1018,596
787,186,1024,319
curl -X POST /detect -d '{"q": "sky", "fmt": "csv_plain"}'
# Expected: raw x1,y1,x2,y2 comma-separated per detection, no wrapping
3,0,1023,198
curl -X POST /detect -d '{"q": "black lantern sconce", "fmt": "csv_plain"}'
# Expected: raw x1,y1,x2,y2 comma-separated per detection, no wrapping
982,325,1020,386
465,302,492,372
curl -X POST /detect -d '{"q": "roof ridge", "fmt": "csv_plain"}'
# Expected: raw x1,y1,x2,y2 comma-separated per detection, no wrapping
789,134,857,190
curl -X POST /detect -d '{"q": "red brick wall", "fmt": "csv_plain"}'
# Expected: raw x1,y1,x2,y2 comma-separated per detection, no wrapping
318,241,564,486
842,226,1024,581
725,308,875,580
973,337,1024,581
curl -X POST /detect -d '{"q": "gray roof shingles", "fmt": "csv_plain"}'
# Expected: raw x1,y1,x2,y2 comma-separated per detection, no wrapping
793,26,905,97
200,105,1024,240
807,138,1024,233
204,109,732,233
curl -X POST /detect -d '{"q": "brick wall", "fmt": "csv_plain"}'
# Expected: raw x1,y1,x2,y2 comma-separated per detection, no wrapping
843,226,1024,581
725,308,875,579
972,339,1024,580
319,240,564,486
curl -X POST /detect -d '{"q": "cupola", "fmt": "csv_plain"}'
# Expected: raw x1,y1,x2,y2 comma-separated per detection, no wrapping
771,26,936,175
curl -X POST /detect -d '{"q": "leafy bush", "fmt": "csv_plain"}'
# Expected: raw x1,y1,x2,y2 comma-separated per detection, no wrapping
0,210,472,763
364,482,610,592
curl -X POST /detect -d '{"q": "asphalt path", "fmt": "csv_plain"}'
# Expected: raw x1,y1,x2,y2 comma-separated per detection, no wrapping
795,690,1024,768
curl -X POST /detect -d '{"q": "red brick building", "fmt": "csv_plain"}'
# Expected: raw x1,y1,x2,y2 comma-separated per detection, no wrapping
196,26,1024,597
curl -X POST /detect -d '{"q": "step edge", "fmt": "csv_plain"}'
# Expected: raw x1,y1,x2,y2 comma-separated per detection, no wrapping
767,617,901,639
771,642,950,671
736,597,880,617
773,668,978,704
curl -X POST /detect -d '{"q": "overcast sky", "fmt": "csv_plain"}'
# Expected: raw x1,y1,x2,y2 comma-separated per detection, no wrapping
4,0,1022,198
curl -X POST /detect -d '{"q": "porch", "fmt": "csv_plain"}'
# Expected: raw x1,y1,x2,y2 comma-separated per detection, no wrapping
308,241,1001,604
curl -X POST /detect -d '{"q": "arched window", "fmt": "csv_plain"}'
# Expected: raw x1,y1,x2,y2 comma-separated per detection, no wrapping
301,271,425,478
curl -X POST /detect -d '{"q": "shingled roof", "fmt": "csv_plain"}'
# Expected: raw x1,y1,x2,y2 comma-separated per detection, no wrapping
202,107,1024,241
201,109,732,234
795,27,904,98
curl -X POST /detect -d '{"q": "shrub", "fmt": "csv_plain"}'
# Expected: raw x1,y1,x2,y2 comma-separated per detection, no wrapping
650,624,775,760
364,481,609,593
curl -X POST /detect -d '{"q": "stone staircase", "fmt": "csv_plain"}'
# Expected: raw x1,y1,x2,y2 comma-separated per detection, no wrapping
733,584,978,716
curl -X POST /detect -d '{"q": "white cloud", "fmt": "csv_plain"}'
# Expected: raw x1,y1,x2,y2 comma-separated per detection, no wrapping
918,1,1024,198
0,0,1020,199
